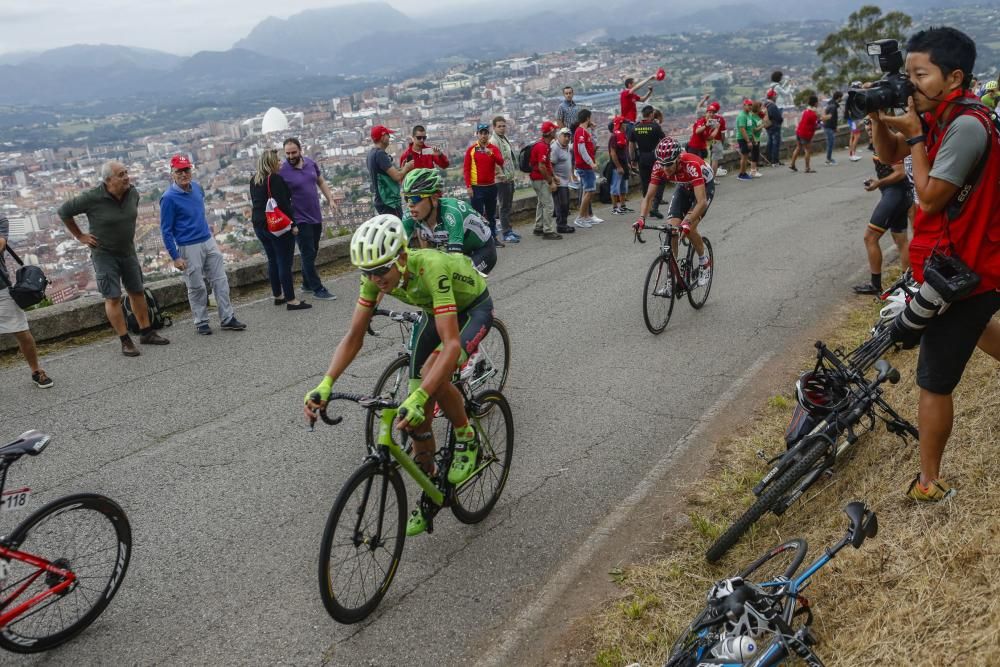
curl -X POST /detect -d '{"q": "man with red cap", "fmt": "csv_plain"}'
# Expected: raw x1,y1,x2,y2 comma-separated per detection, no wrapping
160,154,246,335
530,122,561,239
366,125,414,219
764,89,784,166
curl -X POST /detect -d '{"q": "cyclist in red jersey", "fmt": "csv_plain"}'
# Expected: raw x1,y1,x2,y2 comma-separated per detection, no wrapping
634,137,715,290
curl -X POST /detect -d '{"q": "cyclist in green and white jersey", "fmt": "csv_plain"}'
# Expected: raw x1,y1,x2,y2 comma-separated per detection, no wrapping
400,168,497,274
304,214,494,536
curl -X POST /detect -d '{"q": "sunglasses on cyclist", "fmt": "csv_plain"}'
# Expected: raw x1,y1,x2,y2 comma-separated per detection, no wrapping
361,263,394,278
405,195,431,205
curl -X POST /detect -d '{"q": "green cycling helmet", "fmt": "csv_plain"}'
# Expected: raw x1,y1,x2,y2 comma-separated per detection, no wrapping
402,168,443,196
350,214,407,269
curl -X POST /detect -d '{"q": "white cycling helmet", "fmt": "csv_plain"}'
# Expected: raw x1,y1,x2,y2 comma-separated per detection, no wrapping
350,214,407,269
877,291,909,325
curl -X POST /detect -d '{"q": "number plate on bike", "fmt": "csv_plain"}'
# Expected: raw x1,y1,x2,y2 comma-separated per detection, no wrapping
0,488,31,512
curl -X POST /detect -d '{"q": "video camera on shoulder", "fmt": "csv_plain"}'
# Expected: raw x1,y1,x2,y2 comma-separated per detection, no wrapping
845,40,915,120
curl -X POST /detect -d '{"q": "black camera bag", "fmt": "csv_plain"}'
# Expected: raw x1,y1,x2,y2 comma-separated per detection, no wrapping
3,245,48,309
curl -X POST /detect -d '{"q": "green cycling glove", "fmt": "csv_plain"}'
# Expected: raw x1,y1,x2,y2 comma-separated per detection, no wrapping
399,387,430,427
305,376,334,405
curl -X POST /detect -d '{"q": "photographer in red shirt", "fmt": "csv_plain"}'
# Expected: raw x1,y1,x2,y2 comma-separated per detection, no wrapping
399,125,449,170
873,27,1000,502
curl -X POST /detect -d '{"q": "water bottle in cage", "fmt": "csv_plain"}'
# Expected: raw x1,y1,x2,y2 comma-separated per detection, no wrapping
712,635,759,661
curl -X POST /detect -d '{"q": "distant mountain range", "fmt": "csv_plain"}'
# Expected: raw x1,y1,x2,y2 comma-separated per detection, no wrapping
0,0,977,107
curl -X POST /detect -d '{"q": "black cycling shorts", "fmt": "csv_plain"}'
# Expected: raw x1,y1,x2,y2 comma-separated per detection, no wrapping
869,186,912,234
409,291,494,380
469,238,497,275
667,181,715,221
916,289,1000,395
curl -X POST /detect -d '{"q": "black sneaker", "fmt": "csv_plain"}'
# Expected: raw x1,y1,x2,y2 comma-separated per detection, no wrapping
32,370,53,389
649,210,664,219
543,232,563,240
221,317,247,331
533,228,544,236
852,283,880,295
556,225,576,233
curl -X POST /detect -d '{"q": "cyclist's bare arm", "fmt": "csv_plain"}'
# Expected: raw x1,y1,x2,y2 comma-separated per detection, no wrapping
419,313,462,397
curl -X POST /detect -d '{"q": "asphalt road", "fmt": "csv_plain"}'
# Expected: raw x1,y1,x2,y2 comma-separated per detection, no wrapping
1,153,884,665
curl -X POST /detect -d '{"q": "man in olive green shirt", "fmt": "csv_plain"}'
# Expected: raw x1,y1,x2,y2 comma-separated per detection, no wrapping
59,161,169,356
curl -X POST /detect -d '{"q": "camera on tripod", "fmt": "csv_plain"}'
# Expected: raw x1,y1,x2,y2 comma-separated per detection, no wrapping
845,39,915,120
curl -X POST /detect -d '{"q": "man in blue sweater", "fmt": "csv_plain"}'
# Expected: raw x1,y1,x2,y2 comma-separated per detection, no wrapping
160,155,246,335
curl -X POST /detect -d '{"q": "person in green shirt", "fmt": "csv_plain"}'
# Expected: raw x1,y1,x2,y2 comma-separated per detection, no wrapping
58,161,170,357
981,79,999,110
400,168,497,274
735,99,761,180
304,214,494,536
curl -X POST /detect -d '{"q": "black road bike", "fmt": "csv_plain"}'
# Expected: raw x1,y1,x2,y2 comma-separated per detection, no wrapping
634,224,714,334
705,335,915,563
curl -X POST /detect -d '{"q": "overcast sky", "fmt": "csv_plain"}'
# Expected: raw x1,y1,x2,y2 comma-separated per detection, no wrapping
0,0,459,55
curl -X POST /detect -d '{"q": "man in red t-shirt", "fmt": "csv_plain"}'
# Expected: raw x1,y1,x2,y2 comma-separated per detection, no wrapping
399,125,449,170
620,77,654,123
572,109,601,227
789,94,820,173
530,121,561,239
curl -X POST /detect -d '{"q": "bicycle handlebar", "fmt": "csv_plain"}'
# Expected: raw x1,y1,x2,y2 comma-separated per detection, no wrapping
309,392,403,427
372,307,421,324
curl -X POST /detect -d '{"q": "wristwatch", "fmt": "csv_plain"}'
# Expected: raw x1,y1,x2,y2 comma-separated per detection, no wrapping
905,135,926,146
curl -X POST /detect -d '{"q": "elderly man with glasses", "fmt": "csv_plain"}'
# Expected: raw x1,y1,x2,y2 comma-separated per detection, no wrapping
160,154,246,336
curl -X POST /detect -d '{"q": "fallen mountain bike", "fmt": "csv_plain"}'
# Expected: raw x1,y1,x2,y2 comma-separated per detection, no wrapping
668,502,878,666
634,223,714,334
705,336,915,563
314,381,513,624
0,431,131,653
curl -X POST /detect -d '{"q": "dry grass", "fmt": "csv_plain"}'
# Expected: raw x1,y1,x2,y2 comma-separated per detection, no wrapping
587,293,1000,667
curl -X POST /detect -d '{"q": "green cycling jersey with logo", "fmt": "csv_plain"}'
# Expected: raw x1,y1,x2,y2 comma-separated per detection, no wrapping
357,248,488,317
401,198,492,254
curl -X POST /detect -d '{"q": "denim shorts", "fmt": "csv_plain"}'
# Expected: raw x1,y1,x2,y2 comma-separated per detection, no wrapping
575,169,597,192
610,169,628,195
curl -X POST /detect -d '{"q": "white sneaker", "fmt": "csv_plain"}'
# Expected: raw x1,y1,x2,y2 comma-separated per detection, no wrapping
750,170,762,178
698,262,712,287
573,217,592,228
716,167,728,177
850,155,862,162
653,282,672,298
588,215,605,224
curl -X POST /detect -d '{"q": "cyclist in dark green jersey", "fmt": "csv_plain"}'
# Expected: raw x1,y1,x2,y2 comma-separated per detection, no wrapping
304,214,494,535
400,168,497,274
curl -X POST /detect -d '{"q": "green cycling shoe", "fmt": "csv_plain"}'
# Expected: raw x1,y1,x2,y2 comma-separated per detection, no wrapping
447,432,480,486
406,509,428,537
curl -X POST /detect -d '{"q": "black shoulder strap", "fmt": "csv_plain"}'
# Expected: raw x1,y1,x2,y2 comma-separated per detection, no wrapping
4,245,24,267
945,100,998,220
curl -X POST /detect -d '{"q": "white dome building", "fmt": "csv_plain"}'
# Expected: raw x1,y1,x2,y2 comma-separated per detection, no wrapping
261,107,290,135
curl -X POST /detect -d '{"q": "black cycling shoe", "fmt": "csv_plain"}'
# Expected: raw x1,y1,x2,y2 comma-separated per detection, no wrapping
852,282,880,295
649,210,664,219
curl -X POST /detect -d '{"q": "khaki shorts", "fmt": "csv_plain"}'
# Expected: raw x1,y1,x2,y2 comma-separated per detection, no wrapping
0,287,29,335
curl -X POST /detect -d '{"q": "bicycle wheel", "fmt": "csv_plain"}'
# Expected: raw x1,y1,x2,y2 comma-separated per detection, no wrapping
0,493,131,654
642,255,675,334
318,461,407,624
469,318,511,394
737,538,808,584
706,436,829,563
364,355,411,451
451,390,514,524
686,237,714,309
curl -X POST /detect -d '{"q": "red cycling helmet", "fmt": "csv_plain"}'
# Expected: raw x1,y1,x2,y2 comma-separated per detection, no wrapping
655,137,682,165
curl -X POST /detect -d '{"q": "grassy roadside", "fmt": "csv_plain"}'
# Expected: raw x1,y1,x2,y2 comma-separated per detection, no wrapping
585,292,1000,666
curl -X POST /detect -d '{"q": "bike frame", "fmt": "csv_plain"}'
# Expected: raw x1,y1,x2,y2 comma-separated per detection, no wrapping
652,226,693,292
0,460,76,631
372,406,444,507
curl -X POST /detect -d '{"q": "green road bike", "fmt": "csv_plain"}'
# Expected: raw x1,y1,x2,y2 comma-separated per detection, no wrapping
315,385,514,624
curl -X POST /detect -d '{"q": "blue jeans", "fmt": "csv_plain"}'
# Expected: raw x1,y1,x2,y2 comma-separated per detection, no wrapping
766,127,782,164
610,169,628,195
824,127,836,161
471,184,498,235
295,223,325,292
254,223,297,301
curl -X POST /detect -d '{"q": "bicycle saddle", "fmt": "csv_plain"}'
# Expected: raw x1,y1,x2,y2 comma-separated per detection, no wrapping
0,430,52,458
844,501,878,548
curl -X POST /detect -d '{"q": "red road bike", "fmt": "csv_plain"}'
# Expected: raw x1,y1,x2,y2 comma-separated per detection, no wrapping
0,430,131,653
